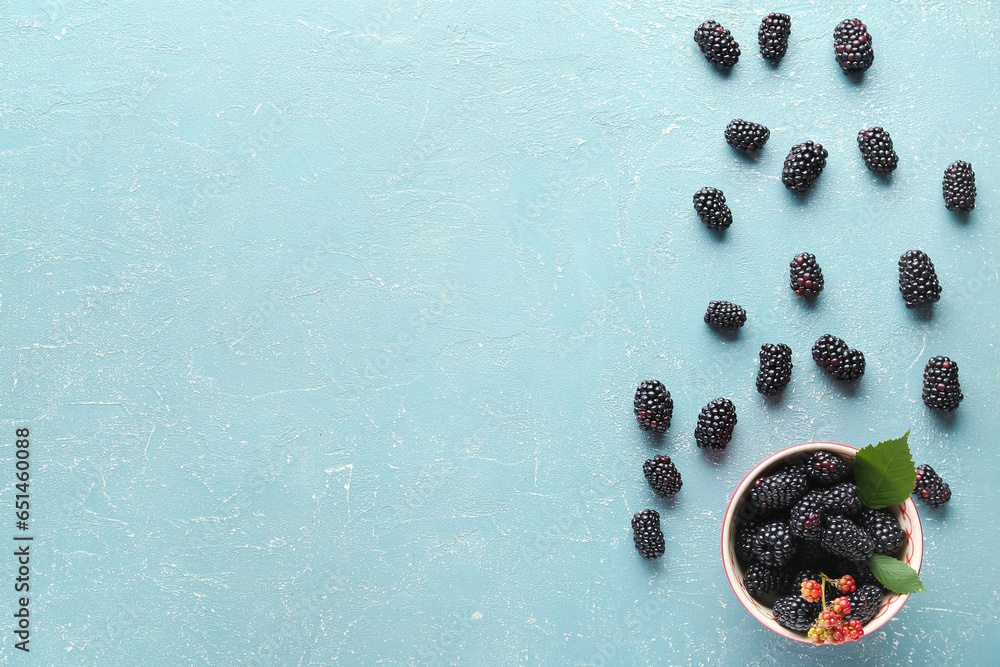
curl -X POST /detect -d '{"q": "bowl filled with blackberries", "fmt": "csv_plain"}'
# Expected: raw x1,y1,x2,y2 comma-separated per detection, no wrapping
721,435,945,645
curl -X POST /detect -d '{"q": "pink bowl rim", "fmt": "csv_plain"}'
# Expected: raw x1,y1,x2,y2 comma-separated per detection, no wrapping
721,442,923,644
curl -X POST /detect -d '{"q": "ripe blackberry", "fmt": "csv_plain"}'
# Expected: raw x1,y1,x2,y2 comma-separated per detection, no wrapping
860,508,905,556
806,450,850,486
694,20,741,68
758,13,791,63
749,468,809,513
694,398,737,450
812,334,865,382
752,520,799,568
643,455,683,497
833,19,874,74
693,187,733,230
773,595,821,632
789,252,825,297
822,482,863,518
632,509,665,559
789,491,826,543
704,301,746,330
898,250,942,308
756,343,793,395
845,585,883,624
914,464,952,508
633,380,673,432
781,141,828,193
922,356,963,412
943,160,976,212
857,127,898,174
743,563,790,598
821,516,875,562
736,520,760,563
725,119,771,152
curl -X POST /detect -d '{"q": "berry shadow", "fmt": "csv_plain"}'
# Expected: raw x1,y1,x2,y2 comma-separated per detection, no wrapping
644,430,668,448
930,408,959,429
905,304,935,323
820,374,862,397
950,211,972,225
730,147,764,164
795,295,820,311
762,392,786,410
708,326,741,341
873,171,893,186
701,447,728,466
843,71,867,87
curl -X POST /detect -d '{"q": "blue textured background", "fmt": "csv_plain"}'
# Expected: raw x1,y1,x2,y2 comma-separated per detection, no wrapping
1,1,998,665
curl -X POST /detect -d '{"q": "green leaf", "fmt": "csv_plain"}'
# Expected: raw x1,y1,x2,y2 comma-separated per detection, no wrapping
854,431,917,509
869,554,926,594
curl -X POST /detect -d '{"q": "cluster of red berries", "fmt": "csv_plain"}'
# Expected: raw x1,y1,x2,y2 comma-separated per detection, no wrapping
801,575,865,645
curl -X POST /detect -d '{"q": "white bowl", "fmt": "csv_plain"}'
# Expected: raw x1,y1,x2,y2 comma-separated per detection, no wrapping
721,442,923,643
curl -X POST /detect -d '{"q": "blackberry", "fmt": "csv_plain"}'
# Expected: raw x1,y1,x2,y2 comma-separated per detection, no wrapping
898,250,942,308
789,491,826,543
812,334,865,382
914,464,952,508
943,160,976,212
821,516,875,562
833,19,874,74
693,187,733,230
694,397,737,450
806,450,850,486
857,127,898,174
860,508,905,556
773,596,821,632
758,13,791,63
845,585,883,624
735,520,760,563
752,520,799,568
781,141,828,193
831,559,882,591
789,252,825,297
822,483,863,518
922,356,963,412
643,455,683,497
633,380,673,432
704,301,746,330
725,119,771,152
756,343,793,395
748,468,809,513
694,20,741,68
743,563,790,598
632,509,666,559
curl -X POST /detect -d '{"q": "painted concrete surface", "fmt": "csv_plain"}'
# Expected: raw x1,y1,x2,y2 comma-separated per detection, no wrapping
1,1,998,665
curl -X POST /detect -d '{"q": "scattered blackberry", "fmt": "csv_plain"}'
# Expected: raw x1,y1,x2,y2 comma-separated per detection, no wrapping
860,508,905,556
806,450,850,486
748,468,809,513
857,127,898,173
725,119,771,152
898,250,942,308
781,141,828,193
632,509,666,559
773,596,821,632
845,585,883,624
694,398,737,450
822,482,863,518
756,343,793,395
789,492,826,543
812,334,866,382
789,252,825,297
736,520,761,563
833,19,874,74
922,356,963,412
693,187,733,230
943,160,976,212
694,20,741,68
643,455,683,497
633,380,673,432
753,520,799,568
758,13,791,63
821,516,875,562
914,464,952,508
743,563,790,598
704,301,746,330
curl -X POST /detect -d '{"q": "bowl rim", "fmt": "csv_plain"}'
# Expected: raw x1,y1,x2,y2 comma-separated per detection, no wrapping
721,441,923,644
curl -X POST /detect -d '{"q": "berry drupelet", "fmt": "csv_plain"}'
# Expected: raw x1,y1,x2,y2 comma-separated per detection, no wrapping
748,467,809,513
898,249,942,308
643,455,683,497
806,450,850,486
632,509,666,559
812,335,866,382
756,343,793,395
735,520,761,563
725,119,771,152
782,141,828,193
633,380,673,432
857,127,898,173
695,398,737,450
860,508,905,556
693,187,733,230
789,491,826,543
833,19,874,74
943,160,976,212
789,253,824,297
821,516,875,562
913,464,952,508
774,596,821,632
694,20,741,68
704,301,746,330
758,13,791,63
743,563,790,598
752,520,799,568
922,356,963,412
